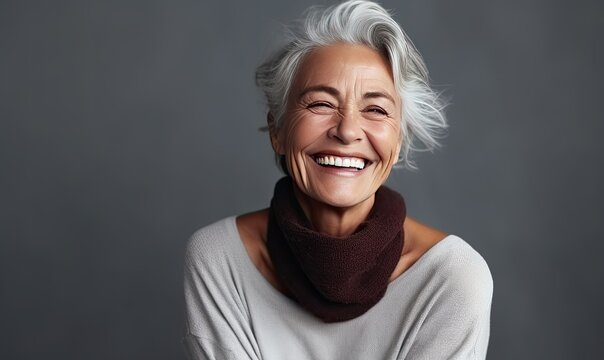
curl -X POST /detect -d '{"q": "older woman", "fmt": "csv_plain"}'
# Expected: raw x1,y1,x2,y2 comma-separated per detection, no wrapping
183,1,493,359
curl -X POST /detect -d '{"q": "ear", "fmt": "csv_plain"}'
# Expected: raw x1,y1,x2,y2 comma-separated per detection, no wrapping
267,113,284,155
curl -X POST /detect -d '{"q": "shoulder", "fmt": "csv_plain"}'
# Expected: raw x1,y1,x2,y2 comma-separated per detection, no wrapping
402,235,493,359
403,217,492,295
427,235,494,308
439,236,492,286
184,216,239,271
183,217,258,355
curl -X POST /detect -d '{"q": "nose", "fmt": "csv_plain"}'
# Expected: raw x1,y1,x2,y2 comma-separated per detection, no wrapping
328,109,363,144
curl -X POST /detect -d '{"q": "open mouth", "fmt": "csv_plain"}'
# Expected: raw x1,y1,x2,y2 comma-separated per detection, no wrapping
312,154,371,171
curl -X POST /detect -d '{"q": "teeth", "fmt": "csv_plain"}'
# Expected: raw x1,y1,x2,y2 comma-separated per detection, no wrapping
314,155,366,169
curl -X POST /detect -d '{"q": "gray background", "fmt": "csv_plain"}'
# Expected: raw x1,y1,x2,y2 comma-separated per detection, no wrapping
1,0,602,359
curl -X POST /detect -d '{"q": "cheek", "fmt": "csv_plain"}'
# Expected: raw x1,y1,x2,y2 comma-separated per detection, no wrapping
279,117,322,186
281,115,325,155
277,115,302,154
367,122,401,160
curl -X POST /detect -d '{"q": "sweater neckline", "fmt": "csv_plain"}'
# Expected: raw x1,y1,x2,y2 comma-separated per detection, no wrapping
226,215,457,315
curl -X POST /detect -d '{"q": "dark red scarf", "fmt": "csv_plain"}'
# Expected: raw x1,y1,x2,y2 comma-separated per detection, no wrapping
266,177,406,322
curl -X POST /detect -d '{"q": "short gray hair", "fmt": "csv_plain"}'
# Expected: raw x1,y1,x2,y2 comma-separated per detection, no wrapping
256,0,447,169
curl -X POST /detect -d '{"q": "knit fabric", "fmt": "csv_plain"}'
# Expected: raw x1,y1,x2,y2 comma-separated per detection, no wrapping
183,217,494,360
267,176,405,322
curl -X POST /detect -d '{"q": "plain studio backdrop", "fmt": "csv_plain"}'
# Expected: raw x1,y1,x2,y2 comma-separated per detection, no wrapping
1,0,602,359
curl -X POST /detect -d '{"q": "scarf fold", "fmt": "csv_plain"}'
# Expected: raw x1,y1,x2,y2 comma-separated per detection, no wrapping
266,177,406,322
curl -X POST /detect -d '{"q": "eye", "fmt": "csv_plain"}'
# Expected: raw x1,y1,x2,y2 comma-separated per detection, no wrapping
306,101,337,114
307,101,334,109
364,106,389,116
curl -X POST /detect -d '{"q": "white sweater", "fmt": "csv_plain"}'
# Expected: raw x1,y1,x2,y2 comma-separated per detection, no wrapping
183,216,493,360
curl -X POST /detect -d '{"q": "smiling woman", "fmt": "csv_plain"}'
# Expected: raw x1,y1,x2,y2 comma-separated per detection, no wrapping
183,1,493,359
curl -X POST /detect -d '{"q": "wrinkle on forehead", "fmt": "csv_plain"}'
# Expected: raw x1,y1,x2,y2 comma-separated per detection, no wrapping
290,43,399,108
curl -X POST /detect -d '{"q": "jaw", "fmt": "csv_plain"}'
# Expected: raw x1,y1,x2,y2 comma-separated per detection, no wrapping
296,156,375,207
291,176,378,237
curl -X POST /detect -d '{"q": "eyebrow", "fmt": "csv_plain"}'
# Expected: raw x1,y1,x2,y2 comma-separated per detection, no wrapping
297,85,396,105
297,85,341,101
363,91,396,105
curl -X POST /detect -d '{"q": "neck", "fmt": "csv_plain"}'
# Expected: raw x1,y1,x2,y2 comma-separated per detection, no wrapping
293,186,375,237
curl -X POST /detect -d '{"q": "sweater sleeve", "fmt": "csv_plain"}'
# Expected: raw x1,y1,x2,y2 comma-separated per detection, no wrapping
182,223,261,360
404,241,494,360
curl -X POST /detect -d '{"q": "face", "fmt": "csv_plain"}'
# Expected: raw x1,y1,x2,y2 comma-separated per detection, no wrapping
271,43,402,210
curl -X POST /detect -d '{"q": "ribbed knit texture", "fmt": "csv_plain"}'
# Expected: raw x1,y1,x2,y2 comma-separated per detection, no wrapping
267,176,405,322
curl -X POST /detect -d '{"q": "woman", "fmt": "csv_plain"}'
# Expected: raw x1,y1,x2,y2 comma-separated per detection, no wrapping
184,1,493,359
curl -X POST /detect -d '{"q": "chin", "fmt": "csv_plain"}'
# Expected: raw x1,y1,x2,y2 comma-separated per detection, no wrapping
289,162,381,209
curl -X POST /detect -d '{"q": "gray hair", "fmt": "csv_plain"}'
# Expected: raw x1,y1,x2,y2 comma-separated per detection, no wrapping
256,0,447,170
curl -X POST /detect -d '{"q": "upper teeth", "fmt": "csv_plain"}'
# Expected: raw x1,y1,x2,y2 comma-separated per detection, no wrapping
315,155,365,169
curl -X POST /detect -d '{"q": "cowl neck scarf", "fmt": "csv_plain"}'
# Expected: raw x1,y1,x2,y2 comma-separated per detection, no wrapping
266,176,406,323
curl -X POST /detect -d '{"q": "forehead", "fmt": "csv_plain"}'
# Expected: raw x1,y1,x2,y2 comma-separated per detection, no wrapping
292,43,396,93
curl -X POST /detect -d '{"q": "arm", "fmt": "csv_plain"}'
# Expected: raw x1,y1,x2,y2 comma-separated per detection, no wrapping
183,334,238,360
405,246,494,359
183,226,261,360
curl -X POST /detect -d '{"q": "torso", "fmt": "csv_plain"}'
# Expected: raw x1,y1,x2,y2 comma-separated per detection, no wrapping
236,209,447,295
